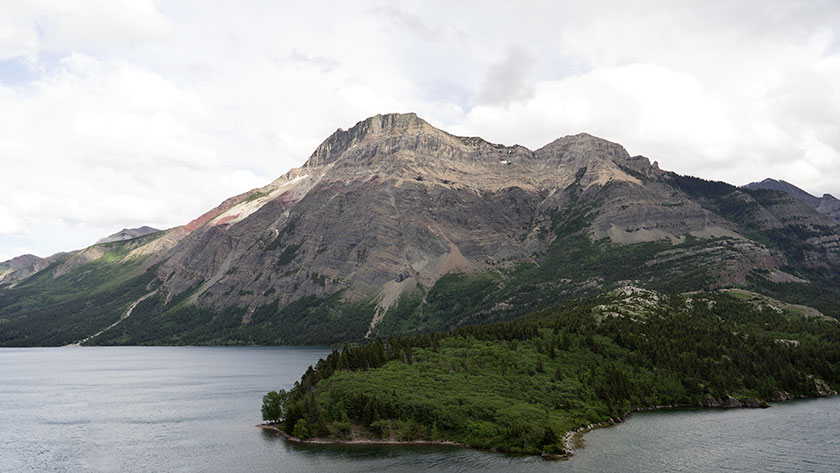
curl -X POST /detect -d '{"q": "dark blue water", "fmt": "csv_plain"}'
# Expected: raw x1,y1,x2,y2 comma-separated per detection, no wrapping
1,347,837,472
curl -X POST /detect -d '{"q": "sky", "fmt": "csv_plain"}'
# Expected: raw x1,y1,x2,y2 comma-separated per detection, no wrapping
1,0,840,261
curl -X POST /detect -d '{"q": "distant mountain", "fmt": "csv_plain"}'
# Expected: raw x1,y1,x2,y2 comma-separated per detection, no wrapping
2,113,840,347
745,178,840,223
96,226,161,244
0,253,66,287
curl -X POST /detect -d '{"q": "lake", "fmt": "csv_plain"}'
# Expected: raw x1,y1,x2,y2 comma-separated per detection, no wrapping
1,347,837,472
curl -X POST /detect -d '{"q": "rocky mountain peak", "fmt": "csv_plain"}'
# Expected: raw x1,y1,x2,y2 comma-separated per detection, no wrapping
8,254,40,264
294,114,669,201
305,113,437,167
535,132,630,164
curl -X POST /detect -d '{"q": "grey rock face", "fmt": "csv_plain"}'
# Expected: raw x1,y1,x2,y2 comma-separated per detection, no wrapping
0,255,50,286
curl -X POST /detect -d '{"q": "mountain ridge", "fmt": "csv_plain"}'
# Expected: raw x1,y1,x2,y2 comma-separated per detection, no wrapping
744,178,840,223
2,113,840,346
95,226,161,244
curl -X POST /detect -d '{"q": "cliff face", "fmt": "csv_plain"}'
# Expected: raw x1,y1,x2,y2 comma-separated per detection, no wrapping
3,113,840,346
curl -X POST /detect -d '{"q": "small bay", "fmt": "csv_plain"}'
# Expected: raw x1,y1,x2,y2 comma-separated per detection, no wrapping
1,347,837,472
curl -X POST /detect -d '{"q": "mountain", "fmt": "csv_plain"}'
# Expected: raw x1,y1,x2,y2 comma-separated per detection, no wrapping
96,226,161,244
2,113,840,346
0,253,65,287
0,227,161,288
744,178,840,223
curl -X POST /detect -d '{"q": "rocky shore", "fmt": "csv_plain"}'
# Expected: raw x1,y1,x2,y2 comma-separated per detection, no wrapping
258,424,465,448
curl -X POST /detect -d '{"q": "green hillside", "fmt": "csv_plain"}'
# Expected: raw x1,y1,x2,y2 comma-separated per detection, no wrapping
263,291,840,455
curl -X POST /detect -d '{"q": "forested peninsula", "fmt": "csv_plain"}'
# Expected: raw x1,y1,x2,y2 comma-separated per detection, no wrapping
261,289,840,456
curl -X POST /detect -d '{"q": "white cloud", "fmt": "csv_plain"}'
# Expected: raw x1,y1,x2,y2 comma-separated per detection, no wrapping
0,205,26,236
455,63,736,166
476,46,537,106
0,0,170,61
1,0,840,260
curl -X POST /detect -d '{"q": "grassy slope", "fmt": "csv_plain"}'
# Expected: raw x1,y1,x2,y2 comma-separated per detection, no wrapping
271,292,840,455
0,238,160,346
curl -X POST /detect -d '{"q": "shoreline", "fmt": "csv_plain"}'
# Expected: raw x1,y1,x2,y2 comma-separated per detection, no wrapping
258,424,467,448
560,392,838,456
260,392,837,460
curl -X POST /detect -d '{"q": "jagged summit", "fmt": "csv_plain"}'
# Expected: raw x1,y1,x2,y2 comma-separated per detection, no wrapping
305,113,438,167
305,113,637,171
298,113,657,200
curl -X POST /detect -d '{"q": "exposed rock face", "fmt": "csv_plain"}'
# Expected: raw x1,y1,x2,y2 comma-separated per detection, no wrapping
811,376,837,396
0,254,54,286
745,178,840,223
700,396,767,408
702,396,741,408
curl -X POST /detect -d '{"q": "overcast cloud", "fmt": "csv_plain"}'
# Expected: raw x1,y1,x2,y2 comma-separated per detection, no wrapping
1,0,839,261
